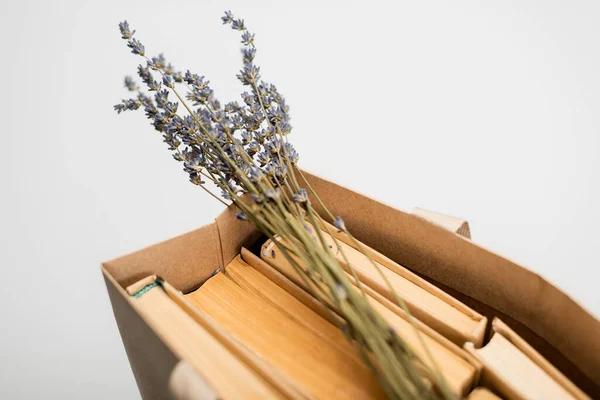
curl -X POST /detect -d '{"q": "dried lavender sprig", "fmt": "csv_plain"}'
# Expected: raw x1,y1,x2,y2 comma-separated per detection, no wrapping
113,16,451,400
114,17,431,399
115,12,380,360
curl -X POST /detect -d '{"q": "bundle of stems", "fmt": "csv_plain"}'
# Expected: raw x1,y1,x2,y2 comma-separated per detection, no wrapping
114,12,454,400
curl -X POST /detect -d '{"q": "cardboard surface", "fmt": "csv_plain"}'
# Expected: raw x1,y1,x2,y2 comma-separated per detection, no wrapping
104,223,222,292
215,205,263,268
103,270,179,400
102,169,600,398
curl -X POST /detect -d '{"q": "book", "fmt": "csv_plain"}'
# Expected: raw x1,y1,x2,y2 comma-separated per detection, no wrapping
123,251,588,400
261,225,486,347
465,387,502,400
125,276,294,399
187,255,386,399
122,252,480,398
464,318,590,400
227,250,479,396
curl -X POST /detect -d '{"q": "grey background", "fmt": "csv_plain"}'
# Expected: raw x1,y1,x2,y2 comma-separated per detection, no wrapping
2,0,599,398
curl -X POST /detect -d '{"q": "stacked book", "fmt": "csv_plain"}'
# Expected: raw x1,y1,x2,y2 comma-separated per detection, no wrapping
123,224,590,399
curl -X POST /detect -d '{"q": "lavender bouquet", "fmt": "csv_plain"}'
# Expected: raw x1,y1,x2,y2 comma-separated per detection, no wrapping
114,12,453,400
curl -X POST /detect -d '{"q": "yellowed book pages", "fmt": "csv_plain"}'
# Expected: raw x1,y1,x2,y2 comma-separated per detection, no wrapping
466,387,502,400
123,254,480,398
243,251,479,396
126,280,286,399
261,229,486,347
187,256,385,399
465,319,590,400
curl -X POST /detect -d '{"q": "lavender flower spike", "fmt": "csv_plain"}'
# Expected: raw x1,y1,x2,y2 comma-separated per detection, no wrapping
334,216,346,231
113,13,445,399
293,188,309,204
124,76,139,91
221,10,234,24
118,20,135,39
127,38,145,56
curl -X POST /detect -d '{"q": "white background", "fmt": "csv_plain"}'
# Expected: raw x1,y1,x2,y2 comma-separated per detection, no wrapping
2,1,599,398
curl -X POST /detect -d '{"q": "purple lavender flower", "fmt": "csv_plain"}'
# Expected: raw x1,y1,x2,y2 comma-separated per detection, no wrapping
250,192,264,203
119,21,135,39
124,76,139,91
243,47,256,63
137,64,161,91
221,11,234,24
237,64,260,85
231,19,245,31
264,189,280,201
244,143,259,158
149,54,166,71
256,152,270,167
241,130,252,145
189,174,205,186
241,31,255,46
162,75,174,88
115,13,299,202
113,98,142,114
127,38,145,56
235,211,248,221
293,189,309,204
335,283,349,300
334,216,346,231
172,71,183,83
285,143,298,162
